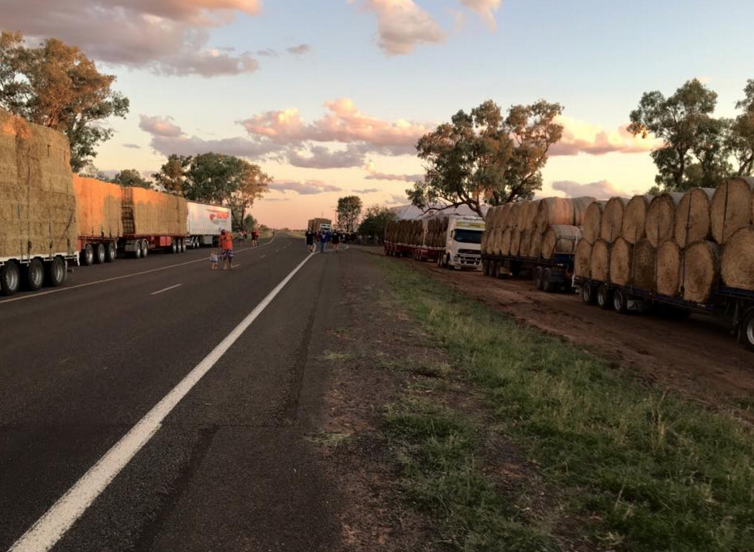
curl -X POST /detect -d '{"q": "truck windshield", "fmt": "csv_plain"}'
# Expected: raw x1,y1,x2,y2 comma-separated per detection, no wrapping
454,229,482,243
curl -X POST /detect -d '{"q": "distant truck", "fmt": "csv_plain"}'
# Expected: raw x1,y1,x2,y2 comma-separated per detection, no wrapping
437,216,485,270
187,201,231,248
308,218,332,234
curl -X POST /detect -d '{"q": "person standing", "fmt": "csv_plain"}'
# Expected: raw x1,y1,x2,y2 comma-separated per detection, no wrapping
331,230,341,253
305,228,315,252
219,229,234,270
252,229,260,247
319,230,329,253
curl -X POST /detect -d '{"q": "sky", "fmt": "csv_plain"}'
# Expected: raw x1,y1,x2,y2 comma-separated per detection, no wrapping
4,0,754,228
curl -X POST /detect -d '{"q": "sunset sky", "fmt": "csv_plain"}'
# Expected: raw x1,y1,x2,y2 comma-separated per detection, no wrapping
4,0,754,228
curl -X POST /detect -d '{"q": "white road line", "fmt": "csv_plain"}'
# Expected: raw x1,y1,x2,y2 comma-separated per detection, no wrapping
231,264,241,268
260,255,266,259
150,284,182,296
8,251,316,552
0,235,278,306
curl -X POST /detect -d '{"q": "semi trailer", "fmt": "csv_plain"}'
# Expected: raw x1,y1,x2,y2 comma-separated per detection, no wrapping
187,201,231,248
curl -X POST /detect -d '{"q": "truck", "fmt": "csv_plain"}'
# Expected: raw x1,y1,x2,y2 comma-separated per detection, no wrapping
0,108,78,295
73,175,122,265
187,201,231,248
119,187,189,258
436,216,486,270
308,218,332,234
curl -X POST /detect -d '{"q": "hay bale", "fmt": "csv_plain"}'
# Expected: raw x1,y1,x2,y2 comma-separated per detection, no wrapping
572,197,596,226
498,203,511,231
529,231,542,258
541,225,581,259
536,197,574,233
721,227,754,291
674,188,714,247
574,239,591,278
632,239,656,290
710,177,754,243
122,187,188,236
582,201,606,245
645,192,683,247
622,195,652,244
510,228,522,256
590,239,610,282
519,200,540,232
600,197,628,243
73,175,123,238
508,203,521,229
609,237,632,285
519,230,532,258
656,239,681,297
500,228,512,255
682,240,719,303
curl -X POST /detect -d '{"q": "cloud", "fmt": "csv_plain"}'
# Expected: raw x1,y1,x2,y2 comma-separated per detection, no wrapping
257,48,278,57
551,116,662,156
385,193,408,205
353,188,381,193
269,180,343,195
3,0,263,77
551,180,625,200
241,98,431,155
349,0,446,55
365,171,423,182
123,143,142,149
262,197,291,202
287,44,312,55
139,115,184,137
287,145,367,169
459,0,502,30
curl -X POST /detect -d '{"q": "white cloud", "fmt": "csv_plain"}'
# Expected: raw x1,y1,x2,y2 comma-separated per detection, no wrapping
551,116,662,156
551,180,625,200
349,0,446,55
287,145,367,169
287,44,312,55
459,0,502,30
353,188,381,193
269,180,343,195
139,115,184,137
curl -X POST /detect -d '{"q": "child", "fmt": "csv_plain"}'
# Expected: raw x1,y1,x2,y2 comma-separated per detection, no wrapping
210,248,219,270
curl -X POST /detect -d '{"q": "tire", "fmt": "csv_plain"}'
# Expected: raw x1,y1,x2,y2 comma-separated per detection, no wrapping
46,256,66,287
534,267,544,290
134,242,142,259
542,268,555,293
613,290,629,314
179,239,185,253
171,240,178,254
597,285,612,310
24,258,44,291
0,261,21,296
581,283,597,305
105,241,117,263
94,243,106,264
740,310,754,351
141,240,149,258
81,244,95,266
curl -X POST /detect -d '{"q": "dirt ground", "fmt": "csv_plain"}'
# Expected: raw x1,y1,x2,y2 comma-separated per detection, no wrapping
396,256,754,413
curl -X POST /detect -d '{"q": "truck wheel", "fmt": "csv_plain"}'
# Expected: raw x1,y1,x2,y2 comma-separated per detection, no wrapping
542,268,555,293
613,290,629,314
105,242,117,263
46,256,66,287
81,244,94,266
0,261,21,296
740,311,754,351
597,285,612,310
94,243,106,264
134,242,142,259
181,239,187,253
171,241,178,254
581,283,597,305
534,267,544,290
23,258,45,291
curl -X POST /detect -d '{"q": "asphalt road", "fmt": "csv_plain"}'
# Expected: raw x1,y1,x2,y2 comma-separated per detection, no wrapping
0,234,347,552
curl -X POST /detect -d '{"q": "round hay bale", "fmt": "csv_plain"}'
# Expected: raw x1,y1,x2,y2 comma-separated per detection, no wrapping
536,197,575,233
522,200,541,232
622,195,652,244
710,177,754,243
582,201,606,245
482,206,495,254
590,239,610,283
520,230,532,258
609,237,632,285
656,239,681,297
510,228,522,256
499,203,512,230
721,227,754,291
632,239,656,290
529,231,542,258
508,203,521,229
645,192,683,247
501,228,512,256
516,201,528,229
574,239,592,278
674,188,714,247
571,196,597,226
682,240,719,303
541,225,581,259
600,197,629,243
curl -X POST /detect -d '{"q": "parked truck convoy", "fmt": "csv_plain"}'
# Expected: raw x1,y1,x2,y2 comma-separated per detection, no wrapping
385,214,485,270
0,108,231,296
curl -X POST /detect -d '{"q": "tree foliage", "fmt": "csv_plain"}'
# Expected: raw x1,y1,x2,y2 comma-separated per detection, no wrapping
727,79,754,177
112,169,151,189
0,31,129,172
336,195,363,232
357,205,396,240
227,160,272,231
408,99,563,217
153,154,192,195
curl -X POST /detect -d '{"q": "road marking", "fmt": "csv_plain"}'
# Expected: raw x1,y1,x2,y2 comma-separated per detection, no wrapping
150,284,182,296
8,251,316,552
231,264,241,268
0,235,278,306
260,255,266,259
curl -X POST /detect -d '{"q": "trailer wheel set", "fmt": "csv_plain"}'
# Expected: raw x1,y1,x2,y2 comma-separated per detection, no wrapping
0,255,70,296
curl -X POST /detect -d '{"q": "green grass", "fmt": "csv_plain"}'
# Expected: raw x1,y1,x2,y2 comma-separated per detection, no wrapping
380,258,754,552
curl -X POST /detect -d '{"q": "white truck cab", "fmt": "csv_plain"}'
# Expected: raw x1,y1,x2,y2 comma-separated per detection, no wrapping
439,216,485,270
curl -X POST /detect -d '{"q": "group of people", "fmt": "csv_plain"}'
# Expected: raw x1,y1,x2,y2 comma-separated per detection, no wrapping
305,229,346,254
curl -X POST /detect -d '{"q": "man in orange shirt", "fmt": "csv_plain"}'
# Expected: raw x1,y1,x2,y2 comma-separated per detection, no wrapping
219,229,234,270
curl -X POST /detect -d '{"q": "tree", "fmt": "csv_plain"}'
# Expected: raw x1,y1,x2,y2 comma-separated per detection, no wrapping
336,196,363,232
227,160,271,231
0,32,129,172
153,154,192,194
408,99,563,217
628,79,728,191
112,169,151,189
184,153,244,204
357,205,396,240
78,161,113,182
243,214,256,233
727,79,754,176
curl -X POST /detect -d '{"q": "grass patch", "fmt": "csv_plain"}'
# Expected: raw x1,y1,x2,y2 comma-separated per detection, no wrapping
380,258,754,552
321,351,357,362
308,431,355,450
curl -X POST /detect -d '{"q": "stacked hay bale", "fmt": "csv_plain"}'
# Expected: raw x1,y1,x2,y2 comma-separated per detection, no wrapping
0,108,78,259
121,186,189,237
425,216,449,248
73,175,123,238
